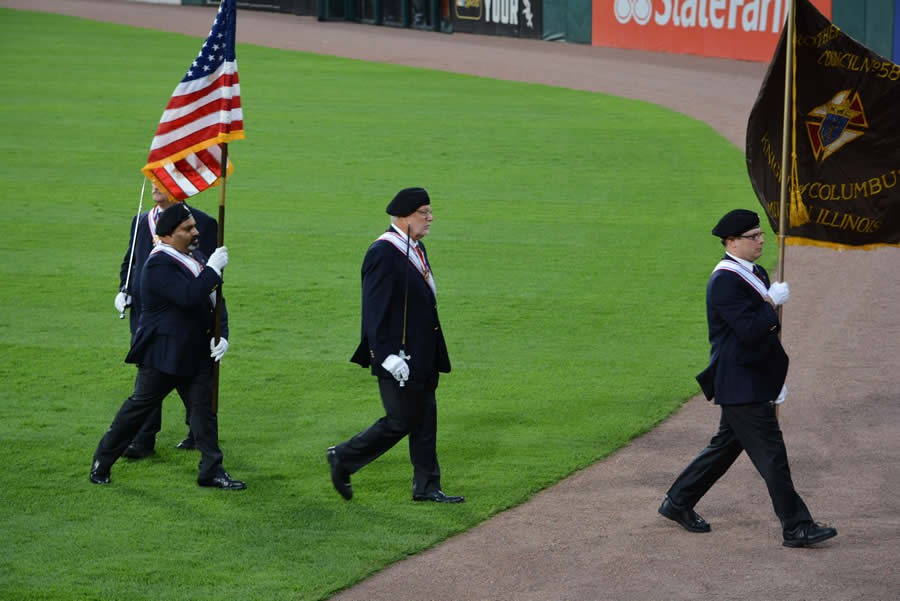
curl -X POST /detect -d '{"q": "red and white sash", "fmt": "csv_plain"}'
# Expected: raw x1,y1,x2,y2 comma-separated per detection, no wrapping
150,243,216,306
377,229,437,296
713,259,768,299
147,206,162,244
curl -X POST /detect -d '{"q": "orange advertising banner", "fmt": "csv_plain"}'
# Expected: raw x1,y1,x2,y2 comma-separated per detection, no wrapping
595,0,832,62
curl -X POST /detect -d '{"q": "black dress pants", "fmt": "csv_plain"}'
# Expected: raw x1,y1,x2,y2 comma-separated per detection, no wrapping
129,387,192,449
666,401,813,531
94,365,224,480
336,376,441,496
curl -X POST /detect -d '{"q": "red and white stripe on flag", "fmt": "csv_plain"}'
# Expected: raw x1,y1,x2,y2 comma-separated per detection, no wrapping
141,0,243,201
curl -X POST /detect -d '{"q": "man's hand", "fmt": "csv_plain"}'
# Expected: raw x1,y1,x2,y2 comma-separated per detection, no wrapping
114,291,132,313
381,354,410,383
767,281,790,306
210,337,229,362
207,246,229,276
774,384,787,405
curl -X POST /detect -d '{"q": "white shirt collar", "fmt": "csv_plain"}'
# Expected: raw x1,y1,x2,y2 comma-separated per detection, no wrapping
726,252,756,272
390,223,418,247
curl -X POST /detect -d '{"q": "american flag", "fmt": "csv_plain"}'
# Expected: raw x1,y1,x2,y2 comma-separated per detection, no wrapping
141,0,244,201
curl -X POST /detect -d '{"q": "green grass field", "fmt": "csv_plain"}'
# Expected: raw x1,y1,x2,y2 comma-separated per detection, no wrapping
0,9,771,600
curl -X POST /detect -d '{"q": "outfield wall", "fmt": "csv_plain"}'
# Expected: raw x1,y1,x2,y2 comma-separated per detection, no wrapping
175,0,900,62
833,0,897,61
593,0,900,62
592,0,832,61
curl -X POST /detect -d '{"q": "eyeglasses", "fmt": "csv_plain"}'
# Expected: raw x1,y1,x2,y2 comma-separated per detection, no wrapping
415,208,433,217
736,232,764,241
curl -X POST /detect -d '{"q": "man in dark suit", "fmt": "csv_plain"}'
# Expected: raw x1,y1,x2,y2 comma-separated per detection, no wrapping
327,188,463,503
91,203,245,490
658,209,835,547
114,182,218,457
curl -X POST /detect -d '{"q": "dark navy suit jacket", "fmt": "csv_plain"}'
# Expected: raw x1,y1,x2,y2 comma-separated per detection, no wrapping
119,204,217,335
696,256,788,405
350,231,451,383
125,248,228,377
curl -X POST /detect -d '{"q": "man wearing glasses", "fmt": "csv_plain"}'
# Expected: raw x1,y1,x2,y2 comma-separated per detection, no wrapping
327,188,464,504
658,209,836,547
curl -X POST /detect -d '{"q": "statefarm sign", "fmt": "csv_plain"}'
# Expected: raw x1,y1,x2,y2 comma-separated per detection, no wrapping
594,0,833,62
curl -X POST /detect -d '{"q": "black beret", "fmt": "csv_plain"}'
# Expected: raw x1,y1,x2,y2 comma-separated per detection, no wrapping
386,187,430,217
712,209,760,238
155,203,193,237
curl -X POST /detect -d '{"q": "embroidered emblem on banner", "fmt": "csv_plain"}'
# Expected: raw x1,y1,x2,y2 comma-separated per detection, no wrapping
806,89,868,161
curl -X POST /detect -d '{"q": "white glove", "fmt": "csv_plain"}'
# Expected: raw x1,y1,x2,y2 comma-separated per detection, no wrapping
381,353,409,382
206,246,229,276
114,291,132,313
774,384,787,405
210,337,229,362
767,281,790,306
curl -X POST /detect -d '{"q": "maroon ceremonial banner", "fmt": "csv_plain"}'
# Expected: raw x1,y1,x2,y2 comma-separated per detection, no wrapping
746,0,900,249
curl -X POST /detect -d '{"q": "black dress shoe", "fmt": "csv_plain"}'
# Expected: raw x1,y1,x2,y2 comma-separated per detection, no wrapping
658,496,711,532
412,490,465,503
175,436,196,450
198,472,247,490
782,522,837,547
122,443,155,460
327,446,352,500
89,460,110,485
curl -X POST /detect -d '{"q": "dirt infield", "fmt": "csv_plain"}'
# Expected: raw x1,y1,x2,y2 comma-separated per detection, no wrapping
7,2,898,599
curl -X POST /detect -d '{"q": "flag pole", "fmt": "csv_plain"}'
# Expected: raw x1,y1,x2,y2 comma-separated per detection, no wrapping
211,143,228,415
774,0,796,419
776,0,797,287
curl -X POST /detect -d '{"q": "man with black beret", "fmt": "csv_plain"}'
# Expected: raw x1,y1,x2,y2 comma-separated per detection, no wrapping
327,187,464,503
114,182,220,458
90,204,245,490
657,208,836,546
